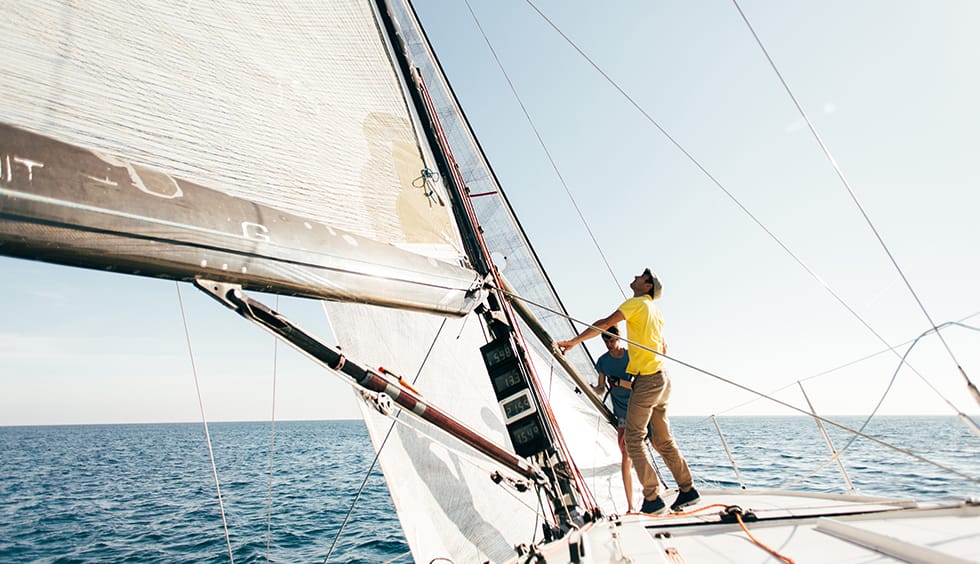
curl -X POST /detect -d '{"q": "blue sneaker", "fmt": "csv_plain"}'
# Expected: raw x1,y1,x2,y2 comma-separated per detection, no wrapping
670,487,701,512
640,496,667,515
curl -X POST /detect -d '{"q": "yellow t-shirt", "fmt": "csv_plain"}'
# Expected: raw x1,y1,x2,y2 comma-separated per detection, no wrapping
618,295,664,375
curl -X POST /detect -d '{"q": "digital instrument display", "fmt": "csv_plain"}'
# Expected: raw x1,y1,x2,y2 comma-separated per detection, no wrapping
491,367,523,396
481,340,514,369
509,418,545,455
501,394,533,421
481,336,550,457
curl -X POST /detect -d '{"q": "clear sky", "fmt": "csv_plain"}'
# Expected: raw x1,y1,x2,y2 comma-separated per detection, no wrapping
2,0,978,425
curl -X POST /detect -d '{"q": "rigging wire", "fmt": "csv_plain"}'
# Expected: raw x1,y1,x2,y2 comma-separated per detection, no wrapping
710,310,980,421
521,0,971,419
463,0,625,301
265,296,280,564
779,320,980,491
322,319,448,564
498,286,980,483
175,282,235,564
729,0,979,408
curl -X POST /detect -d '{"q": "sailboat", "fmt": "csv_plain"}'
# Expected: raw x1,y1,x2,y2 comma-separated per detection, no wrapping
2,0,978,562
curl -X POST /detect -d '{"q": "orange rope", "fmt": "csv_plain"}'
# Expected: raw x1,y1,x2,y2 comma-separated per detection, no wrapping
632,503,729,518
734,512,795,564
669,503,728,517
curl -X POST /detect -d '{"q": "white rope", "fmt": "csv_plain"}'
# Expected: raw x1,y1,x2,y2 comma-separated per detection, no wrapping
175,282,235,564
265,295,280,564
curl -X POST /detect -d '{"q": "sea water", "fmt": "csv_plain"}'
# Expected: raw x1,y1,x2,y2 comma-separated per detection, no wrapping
0,417,976,563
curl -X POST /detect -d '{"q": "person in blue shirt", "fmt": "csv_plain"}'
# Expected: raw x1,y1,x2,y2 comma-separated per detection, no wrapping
593,324,647,513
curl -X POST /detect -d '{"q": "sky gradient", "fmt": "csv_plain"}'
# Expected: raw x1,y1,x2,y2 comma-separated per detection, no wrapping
2,0,978,425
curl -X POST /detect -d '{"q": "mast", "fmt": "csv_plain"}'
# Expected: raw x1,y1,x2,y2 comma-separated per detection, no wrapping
373,0,596,532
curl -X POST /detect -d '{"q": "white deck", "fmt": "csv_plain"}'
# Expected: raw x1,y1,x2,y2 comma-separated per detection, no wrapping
518,490,980,563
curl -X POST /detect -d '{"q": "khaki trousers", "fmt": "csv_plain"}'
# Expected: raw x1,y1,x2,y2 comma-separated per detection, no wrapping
624,370,693,499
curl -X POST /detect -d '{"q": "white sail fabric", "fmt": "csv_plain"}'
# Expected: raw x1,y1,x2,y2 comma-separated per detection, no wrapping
327,304,542,562
520,325,632,514
0,0,466,275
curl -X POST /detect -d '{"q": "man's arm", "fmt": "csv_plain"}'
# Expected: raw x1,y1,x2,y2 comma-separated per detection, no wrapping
556,310,625,353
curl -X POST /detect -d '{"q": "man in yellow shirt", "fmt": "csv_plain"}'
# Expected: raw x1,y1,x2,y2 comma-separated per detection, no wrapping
558,268,699,515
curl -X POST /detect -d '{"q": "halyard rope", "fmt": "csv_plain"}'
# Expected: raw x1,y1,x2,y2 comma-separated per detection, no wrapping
175,282,235,564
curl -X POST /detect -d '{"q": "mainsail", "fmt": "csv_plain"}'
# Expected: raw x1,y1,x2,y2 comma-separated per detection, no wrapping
1,0,629,561
0,0,481,315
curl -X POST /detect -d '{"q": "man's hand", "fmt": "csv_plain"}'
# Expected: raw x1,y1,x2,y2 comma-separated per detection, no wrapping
556,339,576,355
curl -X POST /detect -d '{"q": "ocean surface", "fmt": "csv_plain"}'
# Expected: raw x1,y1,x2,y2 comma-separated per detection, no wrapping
1,416,977,563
